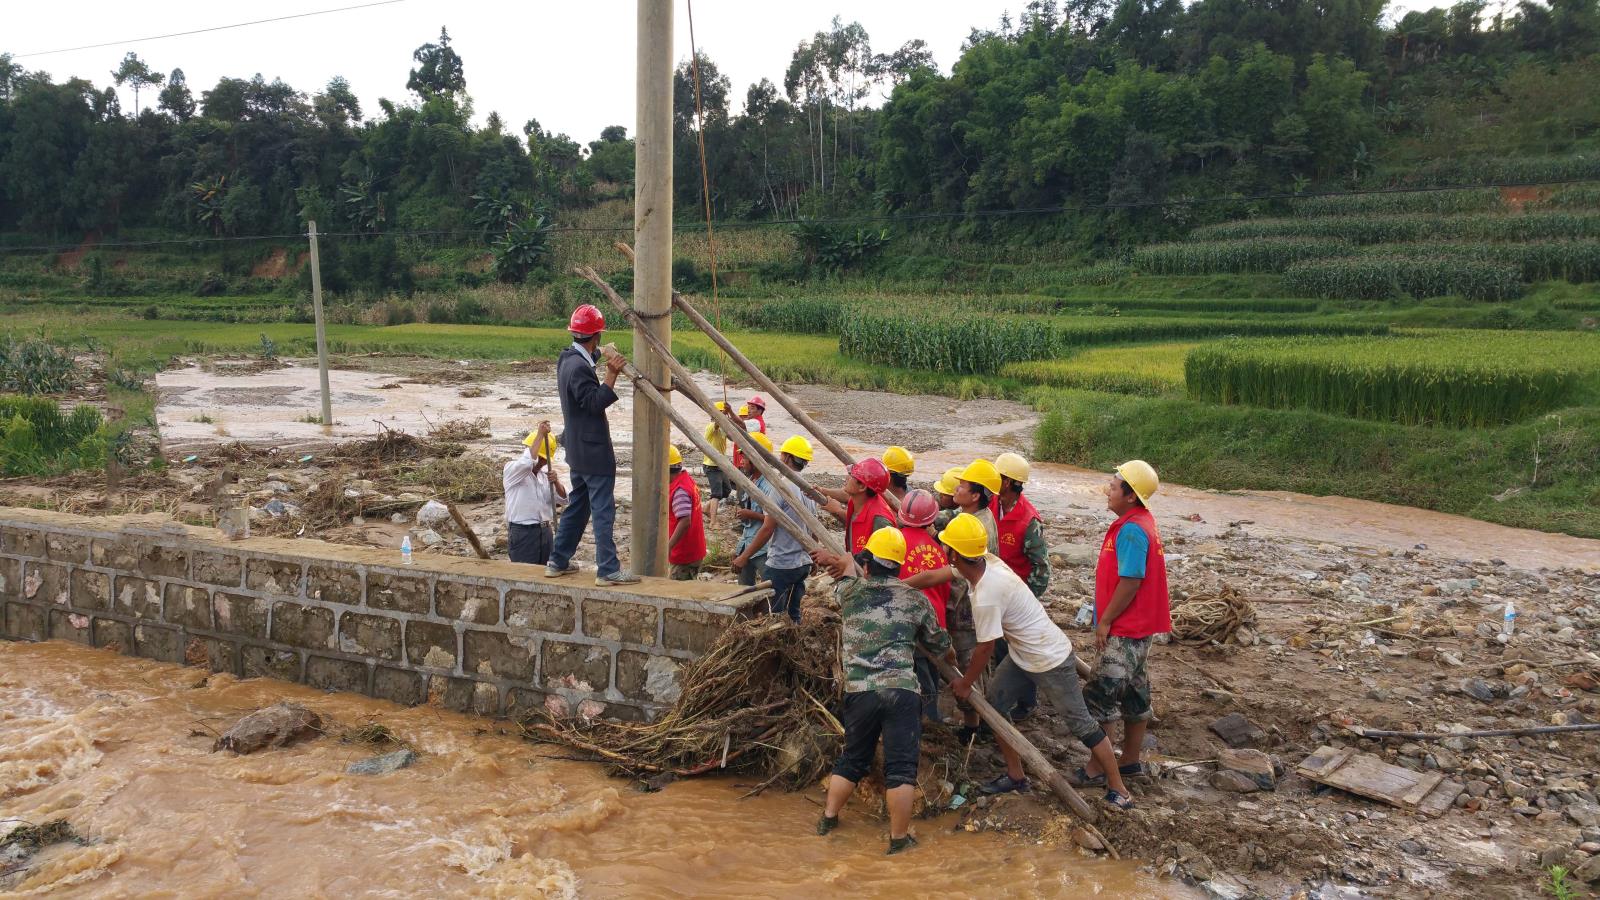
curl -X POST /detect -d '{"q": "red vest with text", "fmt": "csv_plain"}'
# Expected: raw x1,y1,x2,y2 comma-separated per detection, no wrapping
668,469,707,565
751,414,767,434
1094,507,1171,638
847,495,895,554
992,494,1043,584
899,527,952,628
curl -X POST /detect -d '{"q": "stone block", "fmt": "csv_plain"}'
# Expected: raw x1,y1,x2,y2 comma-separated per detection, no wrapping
615,650,682,704
5,527,47,558
0,556,19,601
472,681,501,716
139,543,189,579
45,533,90,564
436,579,500,625
367,570,430,614
540,639,611,692
93,616,133,652
307,563,363,606
339,612,402,661
70,569,112,611
505,589,575,634
662,607,727,654
197,637,239,674
49,608,91,643
506,687,549,719
112,575,162,619
246,557,303,597
135,623,183,663
404,620,458,670
242,644,302,681
1217,748,1277,791
307,655,369,694
192,551,244,588
163,584,212,630
374,665,424,706
604,703,651,724
4,601,46,640
90,537,140,570
270,601,335,650
583,598,658,646
24,561,70,607
464,629,536,681
212,592,270,640
428,675,476,712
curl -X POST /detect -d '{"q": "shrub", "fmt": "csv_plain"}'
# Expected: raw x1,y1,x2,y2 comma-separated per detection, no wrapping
0,336,78,394
0,394,111,475
1282,256,1524,301
1133,238,1349,274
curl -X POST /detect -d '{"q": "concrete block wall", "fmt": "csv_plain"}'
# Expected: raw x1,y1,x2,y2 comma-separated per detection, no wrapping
0,508,764,722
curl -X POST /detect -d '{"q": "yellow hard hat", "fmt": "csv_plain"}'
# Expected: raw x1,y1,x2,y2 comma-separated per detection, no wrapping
748,432,773,452
938,512,990,560
882,446,915,476
959,459,1001,494
1116,459,1159,506
523,431,558,460
935,467,963,497
738,404,750,416
995,451,1030,484
779,435,814,462
863,526,907,565
714,401,729,412
668,445,683,466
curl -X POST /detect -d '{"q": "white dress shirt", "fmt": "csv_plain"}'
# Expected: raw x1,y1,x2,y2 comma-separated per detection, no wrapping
503,449,558,525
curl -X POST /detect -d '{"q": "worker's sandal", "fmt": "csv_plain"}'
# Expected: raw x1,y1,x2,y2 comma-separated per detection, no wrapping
1104,789,1135,810
886,834,918,855
1067,767,1106,788
815,814,839,836
978,773,1029,795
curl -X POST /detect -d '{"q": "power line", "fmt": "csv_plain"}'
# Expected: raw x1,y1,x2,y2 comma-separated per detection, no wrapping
12,0,408,59
1,178,1597,254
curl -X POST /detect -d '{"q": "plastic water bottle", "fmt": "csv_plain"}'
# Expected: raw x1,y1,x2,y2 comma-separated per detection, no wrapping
1074,600,1095,628
1498,600,1516,641
401,535,413,566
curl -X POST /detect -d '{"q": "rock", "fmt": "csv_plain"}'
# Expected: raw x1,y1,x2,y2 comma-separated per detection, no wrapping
1399,742,1424,758
1210,712,1267,748
1466,780,1490,798
346,749,418,775
1071,826,1105,851
1460,677,1498,702
1439,578,1478,594
1049,543,1098,567
417,499,451,527
1421,584,1441,597
1217,748,1276,790
1565,672,1599,693
1542,846,1575,868
1397,839,1427,857
1580,841,1600,854
213,702,321,754
1201,874,1250,900
418,528,444,548
1568,803,1600,828
1575,854,1600,884
391,513,408,524
1211,769,1261,793
1503,780,1531,800
264,480,293,495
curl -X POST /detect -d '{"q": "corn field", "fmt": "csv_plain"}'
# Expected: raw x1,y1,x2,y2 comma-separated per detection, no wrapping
1192,211,1600,244
1532,185,1600,211
1185,333,1596,427
1282,256,1524,300
1357,241,1600,283
1289,189,1504,218
1132,238,1351,274
1402,154,1600,187
838,308,1058,374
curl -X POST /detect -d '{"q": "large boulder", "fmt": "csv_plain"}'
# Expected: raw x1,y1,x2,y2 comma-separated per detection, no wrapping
213,702,322,754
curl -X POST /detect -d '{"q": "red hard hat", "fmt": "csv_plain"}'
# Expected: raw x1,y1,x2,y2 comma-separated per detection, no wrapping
747,395,766,410
849,457,890,494
899,489,938,528
569,304,606,336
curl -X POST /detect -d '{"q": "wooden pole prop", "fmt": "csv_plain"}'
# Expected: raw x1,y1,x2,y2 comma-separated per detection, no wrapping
445,502,490,560
307,221,333,426
611,242,900,512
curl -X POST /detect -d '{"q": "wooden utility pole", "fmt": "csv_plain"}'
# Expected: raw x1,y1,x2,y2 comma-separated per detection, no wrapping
631,0,673,577
307,220,332,426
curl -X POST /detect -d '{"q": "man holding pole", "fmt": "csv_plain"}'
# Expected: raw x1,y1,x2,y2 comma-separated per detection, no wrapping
993,452,1051,599
882,446,914,505
730,432,776,587
820,458,896,554
666,446,706,580
545,304,640,586
701,401,735,526
503,421,566,566
733,436,817,622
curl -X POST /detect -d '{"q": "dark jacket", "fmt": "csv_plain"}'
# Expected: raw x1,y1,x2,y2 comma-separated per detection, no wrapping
556,344,619,475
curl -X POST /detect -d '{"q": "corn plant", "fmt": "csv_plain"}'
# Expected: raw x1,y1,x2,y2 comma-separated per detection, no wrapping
837,308,1058,374
1282,256,1524,300
1132,238,1350,274
1404,154,1600,187
1358,241,1600,283
1289,189,1504,217
0,335,78,394
1193,212,1600,244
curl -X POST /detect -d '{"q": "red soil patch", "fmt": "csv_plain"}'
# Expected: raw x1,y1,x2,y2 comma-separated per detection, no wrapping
1500,186,1547,211
55,232,99,270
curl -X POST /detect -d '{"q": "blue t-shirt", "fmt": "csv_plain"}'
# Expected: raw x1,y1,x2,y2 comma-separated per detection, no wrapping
1115,521,1149,579
737,476,775,554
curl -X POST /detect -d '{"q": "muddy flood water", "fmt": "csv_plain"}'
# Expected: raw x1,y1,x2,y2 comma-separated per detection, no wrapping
1,641,1186,898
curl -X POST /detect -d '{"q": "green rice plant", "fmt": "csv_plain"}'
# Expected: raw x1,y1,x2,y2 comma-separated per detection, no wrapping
1193,212,1600,244
1359,241,1600,283
1052,317,1388,345
1002,343,1192,395
1132,239,1350,274
1289,189,1504,217
1184,332,1596,427
1282,256,1524,301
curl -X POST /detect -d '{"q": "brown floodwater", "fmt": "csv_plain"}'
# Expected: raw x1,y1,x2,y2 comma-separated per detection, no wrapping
1,641,1186,898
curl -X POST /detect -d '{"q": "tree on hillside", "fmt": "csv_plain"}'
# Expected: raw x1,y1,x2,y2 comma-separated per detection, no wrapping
0,54,21,102
157,68,195,121
408,27,466,99
110,52,163,116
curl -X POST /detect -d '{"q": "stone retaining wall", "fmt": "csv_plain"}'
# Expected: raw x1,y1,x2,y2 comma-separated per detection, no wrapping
0,508,764,721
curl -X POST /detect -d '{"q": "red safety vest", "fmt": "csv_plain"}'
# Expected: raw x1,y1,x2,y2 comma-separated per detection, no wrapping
1094,507,1171,638
900,527,952,628
992,494,1043,585
846,495,895,554
750,414,767,434
667,469,706,565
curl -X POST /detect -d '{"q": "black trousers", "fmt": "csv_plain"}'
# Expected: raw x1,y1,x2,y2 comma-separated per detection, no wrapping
508,522,553,565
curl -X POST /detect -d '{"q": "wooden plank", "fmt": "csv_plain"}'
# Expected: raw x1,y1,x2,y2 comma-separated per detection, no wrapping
1417,780,1467,818
1398,771,1447,808
1298,746,1461,813
1296,745,1355,779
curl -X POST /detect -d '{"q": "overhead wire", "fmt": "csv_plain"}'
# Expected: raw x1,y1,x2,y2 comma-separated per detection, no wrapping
12,0,409,59
685,0,730,412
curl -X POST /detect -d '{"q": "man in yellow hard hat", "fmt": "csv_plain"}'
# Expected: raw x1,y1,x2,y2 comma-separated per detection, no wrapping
701,401,735,526
1072,460,1170,796
954,459,1001,554
811,526,952,855
992,452,1050,598
665,446,706,581
503,420,567,566
939,512,1135,810
737,436,819,622
881,446,915,504
932,467,963,531
729,432,777,587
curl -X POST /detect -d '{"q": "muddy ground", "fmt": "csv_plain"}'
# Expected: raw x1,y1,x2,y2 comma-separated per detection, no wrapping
7,354,1599,899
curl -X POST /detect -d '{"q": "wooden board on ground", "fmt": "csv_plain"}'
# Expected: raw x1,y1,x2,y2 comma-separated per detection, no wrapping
1296,745,1464,817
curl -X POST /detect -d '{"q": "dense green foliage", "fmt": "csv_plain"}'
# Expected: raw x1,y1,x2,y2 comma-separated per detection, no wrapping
1185,333,1597,425
1134,238,1351,273
1289,188,1505,217
1194,211,1600,244
1282,255,1525,299
0,394,112,475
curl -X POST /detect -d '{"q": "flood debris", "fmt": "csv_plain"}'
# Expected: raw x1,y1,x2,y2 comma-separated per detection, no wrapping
213,702,323,754
0,819,78,879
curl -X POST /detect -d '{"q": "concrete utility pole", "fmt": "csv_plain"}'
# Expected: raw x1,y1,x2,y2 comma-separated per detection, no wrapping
631,0,673,577
307,220,332,427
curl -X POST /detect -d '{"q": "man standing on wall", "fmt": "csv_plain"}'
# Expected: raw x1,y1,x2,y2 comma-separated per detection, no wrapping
545,304,640,586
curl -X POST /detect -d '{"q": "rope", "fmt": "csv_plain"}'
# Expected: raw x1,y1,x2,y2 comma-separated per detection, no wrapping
686,0,730,415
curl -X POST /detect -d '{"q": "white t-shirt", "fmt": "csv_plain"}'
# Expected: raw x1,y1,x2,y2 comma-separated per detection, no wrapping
503,450,557,525
971,554,1072,673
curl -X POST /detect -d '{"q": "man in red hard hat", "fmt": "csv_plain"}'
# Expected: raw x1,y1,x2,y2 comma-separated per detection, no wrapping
745,396,768,434
545,304,640,586
819,457,895,555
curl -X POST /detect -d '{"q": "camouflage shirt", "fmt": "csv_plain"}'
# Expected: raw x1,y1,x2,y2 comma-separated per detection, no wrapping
834,574,953,693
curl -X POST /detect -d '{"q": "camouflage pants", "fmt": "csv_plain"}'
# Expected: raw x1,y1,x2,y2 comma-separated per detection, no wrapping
1083,635,1154,724
669,562,702,581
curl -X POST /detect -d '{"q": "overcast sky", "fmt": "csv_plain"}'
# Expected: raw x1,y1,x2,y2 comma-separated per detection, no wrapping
12,0,1444,143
